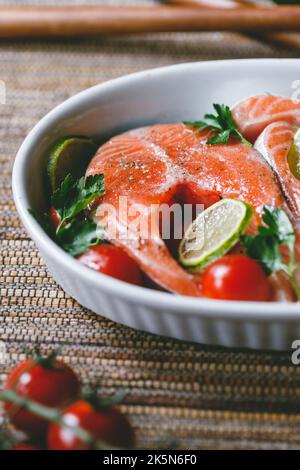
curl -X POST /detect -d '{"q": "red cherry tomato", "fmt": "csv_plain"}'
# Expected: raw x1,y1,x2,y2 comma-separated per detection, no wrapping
48,400,134,450
77,244,143,286
4,357,80,437
49,206,61,231
202,255,272,301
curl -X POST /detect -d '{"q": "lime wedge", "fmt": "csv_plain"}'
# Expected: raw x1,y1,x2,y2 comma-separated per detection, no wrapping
179,199,253,270
287,128,300,180
47,136,98,192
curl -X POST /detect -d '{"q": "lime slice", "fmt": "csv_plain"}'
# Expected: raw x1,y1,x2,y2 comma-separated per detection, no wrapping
179,199,253,270
47,136,98,191
287,128,300,180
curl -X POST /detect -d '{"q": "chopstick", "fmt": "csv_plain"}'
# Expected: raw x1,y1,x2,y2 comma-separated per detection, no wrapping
165,0,300,51
163,0,241,6
0,6,300,38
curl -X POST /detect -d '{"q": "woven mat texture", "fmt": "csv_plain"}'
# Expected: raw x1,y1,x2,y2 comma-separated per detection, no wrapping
1,0,300,451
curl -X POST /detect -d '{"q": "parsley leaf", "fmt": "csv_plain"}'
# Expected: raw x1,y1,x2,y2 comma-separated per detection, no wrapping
206,130,232,146
52,173,105,229
184,103,252,147
241,206,300,299
241,233,286,276
56,218,101,257
261,206,295,253
29,172,105,257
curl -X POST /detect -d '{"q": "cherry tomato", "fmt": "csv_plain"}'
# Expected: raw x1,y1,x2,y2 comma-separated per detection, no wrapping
202,254,272,301
77,244,143,286
48,400,134,450
4,357,80,437
49,206,61,231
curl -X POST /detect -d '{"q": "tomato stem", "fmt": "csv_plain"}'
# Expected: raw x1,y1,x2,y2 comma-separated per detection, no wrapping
0,416,15,450
0,390,118,450
83,387,128,409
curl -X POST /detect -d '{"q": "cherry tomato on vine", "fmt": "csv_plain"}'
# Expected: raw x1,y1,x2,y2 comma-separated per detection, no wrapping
202,254,272,301
47,400,134,450
77,244,143,286
4,354,80,437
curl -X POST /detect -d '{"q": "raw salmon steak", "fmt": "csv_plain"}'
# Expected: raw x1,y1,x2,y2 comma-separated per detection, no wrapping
86,123,286,297
232,94,300,143
254,121,300,218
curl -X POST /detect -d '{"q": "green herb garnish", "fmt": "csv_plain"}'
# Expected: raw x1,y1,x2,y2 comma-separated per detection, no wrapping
241,206,300,299
29,173,105,257
184,103,252,147
52,173,104,232
56,218,101,257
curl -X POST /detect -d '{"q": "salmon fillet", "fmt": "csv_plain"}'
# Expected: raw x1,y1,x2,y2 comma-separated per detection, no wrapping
86,123,285,297
254,121,300,218
253,121,300,285
233,93,300,222
232,94,300,143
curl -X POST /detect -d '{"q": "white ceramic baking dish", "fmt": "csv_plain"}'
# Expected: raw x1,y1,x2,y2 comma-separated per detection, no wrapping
13,59,300,350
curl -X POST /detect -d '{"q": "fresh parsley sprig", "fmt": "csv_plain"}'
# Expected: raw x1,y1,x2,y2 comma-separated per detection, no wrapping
52,173,104,232
29,173,105,257
184,104,252,147
241,206,300,300
56,218,101,257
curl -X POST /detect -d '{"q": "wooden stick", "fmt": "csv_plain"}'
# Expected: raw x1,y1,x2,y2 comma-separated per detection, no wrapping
265,32,300,51
165,0,300,51
0,6,300,38
163,0,240,6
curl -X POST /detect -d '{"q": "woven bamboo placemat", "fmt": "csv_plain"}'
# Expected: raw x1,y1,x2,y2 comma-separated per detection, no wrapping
1,0,300,450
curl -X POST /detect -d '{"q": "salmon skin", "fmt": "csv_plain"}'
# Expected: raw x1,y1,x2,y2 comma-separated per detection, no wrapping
233,95,300,297
86,123,285,297
253,121,300,291
254,121,300,219
232,94,300,143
